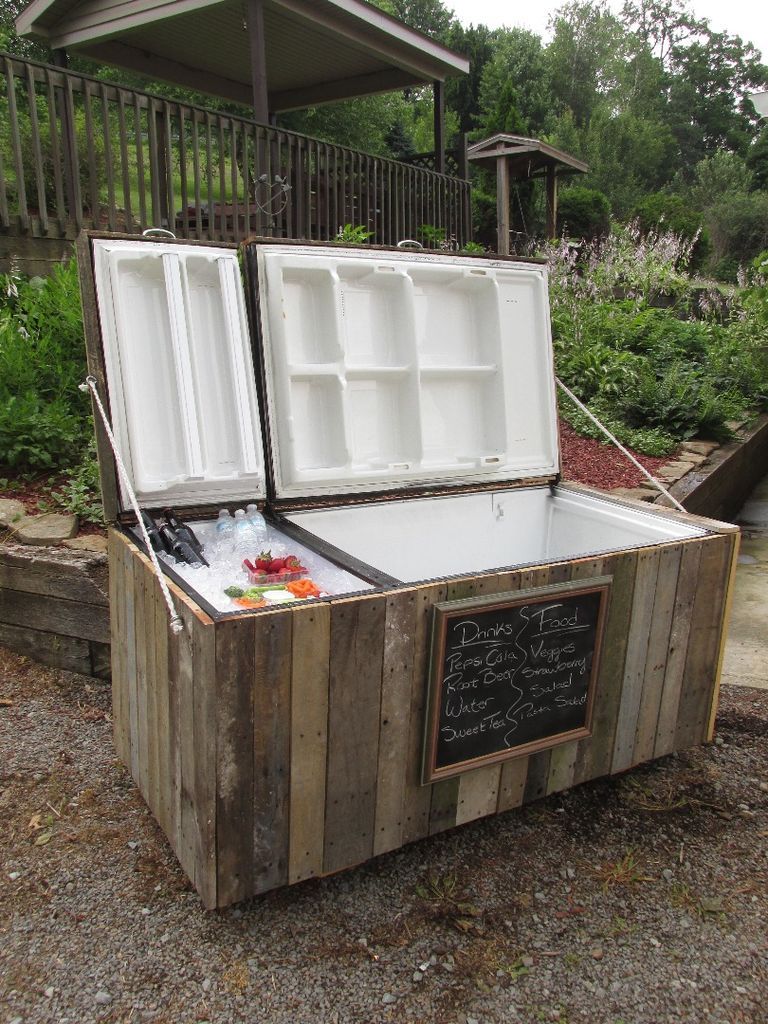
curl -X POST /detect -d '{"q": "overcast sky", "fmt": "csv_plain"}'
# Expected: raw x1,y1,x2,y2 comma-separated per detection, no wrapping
446,0,768,64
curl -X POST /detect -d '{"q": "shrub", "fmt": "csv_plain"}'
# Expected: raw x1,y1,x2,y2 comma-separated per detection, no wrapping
632,192,711,272
0,260,91,471
556,186,611,240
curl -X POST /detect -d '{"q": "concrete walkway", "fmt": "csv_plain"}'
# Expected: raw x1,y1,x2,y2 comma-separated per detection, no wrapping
721,473,768,690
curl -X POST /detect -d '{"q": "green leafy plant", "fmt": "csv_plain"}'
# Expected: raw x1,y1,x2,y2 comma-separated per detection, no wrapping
44,439,105,526
335,223,373,244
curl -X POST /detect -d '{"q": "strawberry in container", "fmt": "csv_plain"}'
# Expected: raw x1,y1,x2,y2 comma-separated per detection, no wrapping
242,550,308,584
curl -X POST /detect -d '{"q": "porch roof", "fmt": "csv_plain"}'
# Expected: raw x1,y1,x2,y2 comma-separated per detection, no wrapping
16,0,469,112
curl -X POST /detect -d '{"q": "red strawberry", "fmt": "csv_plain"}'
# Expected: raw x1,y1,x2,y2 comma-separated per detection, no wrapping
243,558,256,573
255,550,272,571
269,557,286,572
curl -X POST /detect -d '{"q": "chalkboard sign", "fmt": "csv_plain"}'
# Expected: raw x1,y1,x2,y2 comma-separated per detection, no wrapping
422,578,611,783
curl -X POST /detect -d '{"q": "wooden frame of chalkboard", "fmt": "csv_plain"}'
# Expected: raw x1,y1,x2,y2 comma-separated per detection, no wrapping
422,577,612,784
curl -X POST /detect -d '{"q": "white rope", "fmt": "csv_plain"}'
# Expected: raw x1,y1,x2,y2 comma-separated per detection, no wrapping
555,377,687,513
80,375,185,635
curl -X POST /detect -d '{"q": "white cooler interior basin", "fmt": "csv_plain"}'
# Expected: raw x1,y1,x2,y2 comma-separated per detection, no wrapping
286,486,707,583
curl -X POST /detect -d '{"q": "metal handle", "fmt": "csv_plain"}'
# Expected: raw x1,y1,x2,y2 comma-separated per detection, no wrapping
397,239,423,249
142,227,177,239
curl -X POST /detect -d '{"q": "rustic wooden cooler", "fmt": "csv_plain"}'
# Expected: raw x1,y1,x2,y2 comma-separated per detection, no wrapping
77,233,738,909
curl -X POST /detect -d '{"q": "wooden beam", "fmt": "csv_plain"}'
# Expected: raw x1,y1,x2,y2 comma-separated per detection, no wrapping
546,164,557,239
82,41,253,106
433,80,445,175
246,0,269,124
496,155,510,256
268,67,418,112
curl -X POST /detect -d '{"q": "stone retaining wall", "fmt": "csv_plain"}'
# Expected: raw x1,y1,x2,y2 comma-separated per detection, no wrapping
1,415,767,680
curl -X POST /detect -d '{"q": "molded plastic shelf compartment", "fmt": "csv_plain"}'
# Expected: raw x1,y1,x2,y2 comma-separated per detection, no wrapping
337,265,415,367
411,269,501,367
93,242,265,509
286,376,347,472
419,373,506,467
279,265,341,364
345,375,421,470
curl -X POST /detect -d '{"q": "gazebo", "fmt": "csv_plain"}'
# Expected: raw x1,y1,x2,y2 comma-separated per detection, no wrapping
468,133,588,252
16,0,469,172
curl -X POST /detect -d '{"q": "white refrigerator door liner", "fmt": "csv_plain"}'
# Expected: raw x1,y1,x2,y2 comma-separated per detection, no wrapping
256,246,560,499
286,486,706,583
93,239,266,511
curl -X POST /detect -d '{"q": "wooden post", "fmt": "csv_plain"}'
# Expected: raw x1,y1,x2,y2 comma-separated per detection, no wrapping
496,154,510,255
433,80,445,176
154,106,170,228
247,0,269,124
546,164,558,239
51,49,78,224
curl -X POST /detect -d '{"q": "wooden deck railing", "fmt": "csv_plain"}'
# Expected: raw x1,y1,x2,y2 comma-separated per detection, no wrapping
0,52,472,248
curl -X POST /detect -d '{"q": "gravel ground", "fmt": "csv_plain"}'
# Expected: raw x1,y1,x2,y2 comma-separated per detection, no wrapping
1,646,766,1024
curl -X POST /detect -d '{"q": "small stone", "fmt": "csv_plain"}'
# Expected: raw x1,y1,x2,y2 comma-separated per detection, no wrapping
382,993,396,1005
141,907,150,915
649,937,661,947
759,782,768,793
521,956,535,968
590,948,604,960
662,869,674,882
16,513,79,546
63,534,108,553
0,497,26,529
94,991,112,1005
679,916,694,929
412,971,423,983
45,987,55,998
442,963,455,973
202,978,212,992
466,1017,480,1024
9,871,20,881
715,736,724,746
127,841,139,851
9,1018,23,1024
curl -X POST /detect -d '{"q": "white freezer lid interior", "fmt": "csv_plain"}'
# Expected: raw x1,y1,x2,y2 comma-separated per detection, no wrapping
92,239,266,511
254,245,560,499
286,486,707,584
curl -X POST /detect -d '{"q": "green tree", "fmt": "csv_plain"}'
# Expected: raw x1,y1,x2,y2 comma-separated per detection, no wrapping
477,28,552,136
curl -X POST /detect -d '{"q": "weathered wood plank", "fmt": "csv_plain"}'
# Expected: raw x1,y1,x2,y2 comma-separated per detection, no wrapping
25,63,48,234
151,566,171,840
142,557,161,826
705,533,740,742
0,620,92,677
402,583,446,845
0,550,109,606
132,545,150,800
188,601,217,909
108,531,129,762
611,547,663,774
252,610,292,895
5,56,29,231
674,534,734,751
215,615,256,907
573,550,638,785
632,544,683,765
0,585,111,638
455,765,501,825
323,595,386,875
289,602,330,883
497,755,529,812
374,590,416,856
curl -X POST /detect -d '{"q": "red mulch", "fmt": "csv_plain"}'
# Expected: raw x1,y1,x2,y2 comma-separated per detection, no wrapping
558,419,672,490
0,471,105,537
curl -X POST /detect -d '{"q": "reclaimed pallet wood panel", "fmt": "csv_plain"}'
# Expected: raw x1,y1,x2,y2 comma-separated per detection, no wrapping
252,610,293,895
0,621,92,677
632,544,683,766
611,547,663,774
674,533,735,751
374,590,417,856
401,583,446,845
653,542,703,758
289,603,331,883
0,586,109,643
323,595,387,875
573,550,638,786
214,614,257,907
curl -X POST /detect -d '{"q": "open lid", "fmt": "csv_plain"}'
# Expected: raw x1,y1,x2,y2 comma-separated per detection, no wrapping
250,243,560,501
91,237,266,512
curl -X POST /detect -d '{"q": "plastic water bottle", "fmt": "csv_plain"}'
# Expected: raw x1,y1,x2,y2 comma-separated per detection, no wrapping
246,503,268,545
215,508,235,554
233,508,254,553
